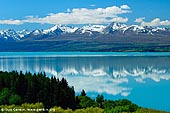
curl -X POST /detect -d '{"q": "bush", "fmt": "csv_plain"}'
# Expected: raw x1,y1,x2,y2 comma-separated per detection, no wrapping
74,107,104,113
9,94,22,105
0,88,11,105
49,106,73,113
78,96,96,108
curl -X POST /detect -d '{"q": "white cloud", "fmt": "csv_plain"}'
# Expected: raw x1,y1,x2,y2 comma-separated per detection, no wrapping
0,5,131,25
134,17,145,23
120,5,130,9
26,6,131,24
48,66,170,85
135,17,170,27
111,17,128,23
63,75,131,96
0,19,23,25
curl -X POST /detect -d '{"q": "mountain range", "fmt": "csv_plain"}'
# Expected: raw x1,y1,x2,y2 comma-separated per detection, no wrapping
0,22,170,42
0,22,170,52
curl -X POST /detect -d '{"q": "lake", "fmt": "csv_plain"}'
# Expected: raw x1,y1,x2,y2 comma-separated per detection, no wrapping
0,52,170,111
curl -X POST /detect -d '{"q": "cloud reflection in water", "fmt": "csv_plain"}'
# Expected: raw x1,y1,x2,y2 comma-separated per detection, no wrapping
0,56,170,97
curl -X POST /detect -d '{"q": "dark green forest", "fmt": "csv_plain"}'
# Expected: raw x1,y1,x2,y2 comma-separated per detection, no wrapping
0,71,169,113
0,71,75,109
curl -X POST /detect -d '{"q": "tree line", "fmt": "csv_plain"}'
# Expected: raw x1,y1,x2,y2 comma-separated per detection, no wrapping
0,71,75,109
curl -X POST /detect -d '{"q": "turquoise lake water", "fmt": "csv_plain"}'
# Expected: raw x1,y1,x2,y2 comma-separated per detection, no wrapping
0,52,170,111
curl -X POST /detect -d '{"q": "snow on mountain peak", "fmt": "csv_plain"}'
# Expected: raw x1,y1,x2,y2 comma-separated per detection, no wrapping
0,29,21,40
17,30,30,38
111,22,127,30
152,27,166,32
43,24,78,34
59,25,79,33
32,29,43,35
122,25,146,33
83,25,106,32
77,24,106,35
0,22,170,41
51,24,61,31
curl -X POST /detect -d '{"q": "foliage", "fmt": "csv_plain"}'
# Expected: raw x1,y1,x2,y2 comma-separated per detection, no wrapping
1,105,169,113
0,88,11,105
49,106,104,113
104,99,139,113
74,107,104,113
0,71,75,109
49,107,73,113
0,102,44,113
9,94,22,105
136,108,170,113
103,100,116,112
96,94,104,108
77,96,96,108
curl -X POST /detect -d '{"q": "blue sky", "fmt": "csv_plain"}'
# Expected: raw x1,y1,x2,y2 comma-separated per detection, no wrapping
0,0,170,30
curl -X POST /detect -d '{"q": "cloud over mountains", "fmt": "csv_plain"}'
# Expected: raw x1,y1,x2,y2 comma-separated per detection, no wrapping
0,5,130,25
0,5,170,28
135,18,170,27
0,19,23,25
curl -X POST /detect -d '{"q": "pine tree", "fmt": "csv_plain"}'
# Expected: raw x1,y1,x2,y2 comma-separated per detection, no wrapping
81,89,86,96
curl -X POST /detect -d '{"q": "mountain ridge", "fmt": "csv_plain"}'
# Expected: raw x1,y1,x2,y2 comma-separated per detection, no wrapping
1,22,170,52
0,22,170,42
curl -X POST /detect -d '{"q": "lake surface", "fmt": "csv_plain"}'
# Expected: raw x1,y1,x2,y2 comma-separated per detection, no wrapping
0,52,170,111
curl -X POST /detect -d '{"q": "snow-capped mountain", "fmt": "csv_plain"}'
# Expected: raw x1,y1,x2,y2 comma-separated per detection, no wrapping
17,30,30,38
75,25,106,35
0,29,21,41
103,22,127,34
43,24,78,35
31,29,43,36
0,22,170,41
103,22,170,35
122,25,150,34
55,25,78,33
0,29,31,41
